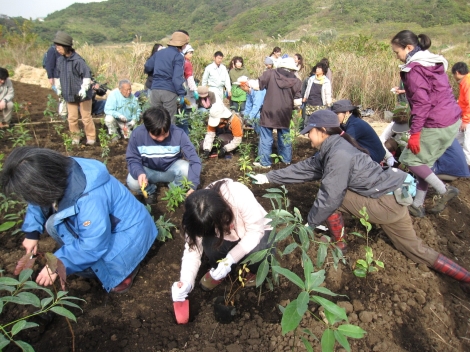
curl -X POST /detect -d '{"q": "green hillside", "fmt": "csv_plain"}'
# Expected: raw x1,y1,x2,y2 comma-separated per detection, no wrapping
27,0,470,43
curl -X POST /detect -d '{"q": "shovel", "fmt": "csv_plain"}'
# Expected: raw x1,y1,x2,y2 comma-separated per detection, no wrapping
173,299,189,324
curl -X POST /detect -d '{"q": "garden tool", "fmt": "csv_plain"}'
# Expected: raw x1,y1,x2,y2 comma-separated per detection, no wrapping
173,299,189,324
141,182,148,199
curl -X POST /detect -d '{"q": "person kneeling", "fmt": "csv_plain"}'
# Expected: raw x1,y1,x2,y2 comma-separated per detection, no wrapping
2,147,158,293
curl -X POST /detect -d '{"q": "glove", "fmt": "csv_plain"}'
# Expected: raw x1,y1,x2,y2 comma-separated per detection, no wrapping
54,78,62,97
178,95,185,106
210,254,235,280
79,78,91,99
248,173,269,185
118,115,128,123
52,85,57,94
171,281,192,302
407,132,421,155
386,156,397,167
193,91,199,100
218,147,226,159
202,150,211,159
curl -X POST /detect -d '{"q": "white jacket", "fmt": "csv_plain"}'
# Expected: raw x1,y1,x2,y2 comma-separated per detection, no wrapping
303,75,332,106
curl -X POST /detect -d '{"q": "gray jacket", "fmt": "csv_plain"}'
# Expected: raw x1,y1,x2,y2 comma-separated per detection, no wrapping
266,135,407,226
55,51,92,103
0,78,14,103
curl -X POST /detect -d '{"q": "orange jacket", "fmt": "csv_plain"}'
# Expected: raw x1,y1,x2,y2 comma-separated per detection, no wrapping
206,113,243,137
458,74,470,124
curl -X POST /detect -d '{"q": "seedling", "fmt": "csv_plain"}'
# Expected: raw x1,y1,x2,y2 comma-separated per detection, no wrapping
161,177,193,212
223,263,252,306
155,215,176,242
282,112,303,155
270,153,283,168
43,94,59,121
188,110,209,156
7,121,32,147
98,119,117,163
237,142,253,186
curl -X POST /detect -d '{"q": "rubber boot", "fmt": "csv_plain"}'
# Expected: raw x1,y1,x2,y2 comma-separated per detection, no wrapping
432,254,470,294
323,212,347,252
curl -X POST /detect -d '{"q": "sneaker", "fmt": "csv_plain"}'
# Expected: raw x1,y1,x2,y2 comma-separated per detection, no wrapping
86,140,96,146
144,193,156,205
111,266,140,293
244,273,257,288
72,139,80,145
200,271,223,291
253,162,271,169
427,186,459,214
409,204,426,218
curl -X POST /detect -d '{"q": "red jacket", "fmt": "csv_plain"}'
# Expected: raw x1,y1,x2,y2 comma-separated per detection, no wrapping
458,74,470,124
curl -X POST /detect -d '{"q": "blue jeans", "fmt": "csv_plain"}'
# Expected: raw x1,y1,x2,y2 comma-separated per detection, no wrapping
92,99,106,115
126,159,189,195
258,126,292,166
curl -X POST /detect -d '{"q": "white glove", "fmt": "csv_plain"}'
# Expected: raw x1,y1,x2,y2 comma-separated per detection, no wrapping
79,78,91,99
249,174,269,185
293,98,302,107
386,156,397,167
54,79,62,97
210,254,235,280
118,115,128,123
171,281,192,302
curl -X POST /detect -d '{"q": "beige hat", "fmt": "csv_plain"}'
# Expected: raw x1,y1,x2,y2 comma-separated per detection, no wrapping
248,79,260,91
278,57,299,71
208,104,232,127
197,86,209,98
237,76,249,83
168,31,189,47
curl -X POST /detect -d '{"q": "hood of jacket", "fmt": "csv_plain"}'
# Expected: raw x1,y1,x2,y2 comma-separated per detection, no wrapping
399,50,448,72
274,69,299,89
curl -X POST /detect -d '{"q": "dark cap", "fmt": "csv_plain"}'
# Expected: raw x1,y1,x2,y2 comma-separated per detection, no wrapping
53,31,73,47
330,99,357,113
299,110,340,135
391,122,410,133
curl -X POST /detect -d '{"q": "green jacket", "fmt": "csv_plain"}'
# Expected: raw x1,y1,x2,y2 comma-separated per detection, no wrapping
229,67,250,102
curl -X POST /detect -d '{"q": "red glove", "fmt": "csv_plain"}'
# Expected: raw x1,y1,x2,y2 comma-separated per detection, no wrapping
407,132,421,155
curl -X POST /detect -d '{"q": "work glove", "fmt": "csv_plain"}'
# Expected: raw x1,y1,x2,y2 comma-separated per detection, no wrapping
202,150,211,159
218,147,226,159
386,156,397,167
79,78,91,99
193,90,199,100
178,95,185,106
210,254,235,280
407,132,421,155
171,281,192,302
118,115,128,123
54,78,62,97
248,173,269,185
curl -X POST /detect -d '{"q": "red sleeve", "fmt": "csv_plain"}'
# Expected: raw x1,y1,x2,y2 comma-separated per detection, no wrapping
184,60,193,80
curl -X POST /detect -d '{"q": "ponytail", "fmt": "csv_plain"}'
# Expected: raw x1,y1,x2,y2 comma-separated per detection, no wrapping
317,127,370,156
391,30,431,51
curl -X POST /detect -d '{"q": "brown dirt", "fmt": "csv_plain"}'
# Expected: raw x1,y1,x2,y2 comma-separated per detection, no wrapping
1,80,470,352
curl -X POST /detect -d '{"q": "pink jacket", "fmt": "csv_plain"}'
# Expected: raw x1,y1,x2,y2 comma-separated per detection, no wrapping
179,179,272,289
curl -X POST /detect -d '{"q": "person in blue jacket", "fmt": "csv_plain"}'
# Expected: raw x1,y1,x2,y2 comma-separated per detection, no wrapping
2,147,158,293
241,79,266,135
330,100,386,164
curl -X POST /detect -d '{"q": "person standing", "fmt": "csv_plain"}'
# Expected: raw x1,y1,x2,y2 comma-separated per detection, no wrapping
269,47,282,68
53,31,96,145
201,51,231,102
144,31,189,124
228,56,250,113
452,62,470,167
43,39,61,88
0,67,14,129
391,30,461,217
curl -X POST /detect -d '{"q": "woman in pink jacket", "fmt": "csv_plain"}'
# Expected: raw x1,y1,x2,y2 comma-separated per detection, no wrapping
171,179,272,302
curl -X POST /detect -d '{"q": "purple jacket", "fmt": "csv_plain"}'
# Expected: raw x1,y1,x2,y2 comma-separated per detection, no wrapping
401,62,461,134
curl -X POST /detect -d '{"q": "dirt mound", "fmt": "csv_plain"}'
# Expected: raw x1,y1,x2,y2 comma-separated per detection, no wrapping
14,64,50,88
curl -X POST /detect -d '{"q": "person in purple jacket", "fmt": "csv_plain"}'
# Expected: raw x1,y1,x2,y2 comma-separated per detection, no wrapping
391,30,462,218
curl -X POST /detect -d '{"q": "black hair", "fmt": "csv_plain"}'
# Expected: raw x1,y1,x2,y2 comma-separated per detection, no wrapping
182,180,234,250
294,53,304,71
148,43,163,59
310,62,328,76
214,51,224,58
1,147,71,206
452,62,469,75
0,67,9,80
143,107,171,136
313,127,370,156
270,47,281,56
319,58,330,69
391,30,431,51
229,56,244,70
176,29,189,36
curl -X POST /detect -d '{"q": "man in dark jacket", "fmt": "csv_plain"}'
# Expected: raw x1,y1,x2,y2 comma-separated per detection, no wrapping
44,41,61,88
144,31,189,123
254,57,302,168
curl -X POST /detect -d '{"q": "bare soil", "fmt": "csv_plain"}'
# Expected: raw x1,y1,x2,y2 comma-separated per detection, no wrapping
1,81,470,352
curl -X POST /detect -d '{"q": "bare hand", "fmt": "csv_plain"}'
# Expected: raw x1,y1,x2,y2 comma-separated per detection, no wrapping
460,122,468,132
48,78,54,85
36,265,58,287
23,238,39,255
138,173,148,188
186,189,194,197
0,100,5,110
227,91,232,98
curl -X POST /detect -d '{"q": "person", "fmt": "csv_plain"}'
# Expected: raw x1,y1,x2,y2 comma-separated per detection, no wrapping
391,30,461,217
182,44,199,111
380,105,412,166
320,58,333,89
126,106,201,205
196,86,217,112
53,31,96,145
330,100,386,163
91,79,107,116
2,147,158,293
43,40,61,88
264,57,274,70
144,43,163,91
293,53,304,79
254,57,302,168
452,62,470,167
104,79,141,141
144,31,189,123
269,47,282,68
228,56,250,113
242,79,266,134
171,178,273,300
391,80,407,104
201,51,231,101
301,62,332,119
202,104,243,159
249,110,470,295
0,67,14,129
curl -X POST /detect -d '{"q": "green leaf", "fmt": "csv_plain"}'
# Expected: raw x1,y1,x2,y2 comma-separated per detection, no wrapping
334,330,351,352
349,231,364,238
356,259,368,268
57,291,68,299
272,266,305,290
241,249,268,265
324,308,342,325
22,322,39,330
0,299,3,314
278,304,285,314
354,268,367,278
376,260,385,269
0,221,16,232
0,333,10,350
368,266,378,273
16,292,41,307
19,269,33,284
302,251,314,285
0,284,15,293
312,286,341,297
301,337,314,352
57,299,83,311
14,340,35,352
321,329,335,352
308,270,325,290
311,296,348,321
316,242,328,268
50,306,77,322
275,224,296,242
296,291,309,317
282,242,298,256
11,320,27,336
256,258,269,287
281,300,303,335
302,328,319,341
298,227,310,250
337,324,367,338
265,188,284,193
0,277,20,286
41,297,53,308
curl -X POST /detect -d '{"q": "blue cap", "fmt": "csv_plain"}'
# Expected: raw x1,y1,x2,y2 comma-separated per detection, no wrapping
299,109,340,135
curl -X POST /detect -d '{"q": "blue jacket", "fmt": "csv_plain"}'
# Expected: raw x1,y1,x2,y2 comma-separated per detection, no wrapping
126,124,201,189
104,89,141,121
244,88,266,120
432,139,470,178
144,46,186,95
45,44,61,79
342,115,385,163
22,158,158,292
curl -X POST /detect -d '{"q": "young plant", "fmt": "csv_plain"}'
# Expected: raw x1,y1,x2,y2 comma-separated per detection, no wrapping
188,110,209,156
98,120,116,163
237,142,253,186
282,112,303,155
223,263,252,306
351,207,384,278
7,121,32,147
43,94,59,121
161,177,193,212
155,215,176,242
270,153,284,168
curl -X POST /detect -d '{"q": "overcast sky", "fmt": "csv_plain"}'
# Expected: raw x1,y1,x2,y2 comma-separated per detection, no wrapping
2,0,107,19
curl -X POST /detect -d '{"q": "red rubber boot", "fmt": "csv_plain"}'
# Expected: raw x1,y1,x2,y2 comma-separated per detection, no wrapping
323,212,347,252
432,254,470,294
